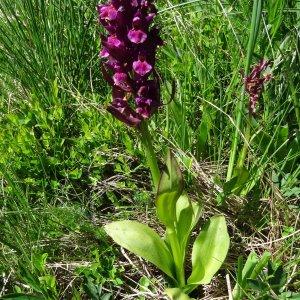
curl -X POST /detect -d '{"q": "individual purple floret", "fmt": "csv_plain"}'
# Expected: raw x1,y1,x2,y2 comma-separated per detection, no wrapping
98,0,163,127
244,60,271,115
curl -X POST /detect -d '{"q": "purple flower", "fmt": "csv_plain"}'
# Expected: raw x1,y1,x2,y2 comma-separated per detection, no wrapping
107,36,122,47
133,57,152,76
99,4,118,21
100,48,110,58
128,29,147,44
244,60,271,115
107,97,143,127
98,0,163,127
113,72,132,91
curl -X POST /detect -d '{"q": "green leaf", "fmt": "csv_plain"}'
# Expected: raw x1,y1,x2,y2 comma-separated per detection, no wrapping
33,253,48,273
233,254,258,300
104,221,175,279
225,167,250,195
39,275,57,289
232,251,271,300
249,251,271,280
195,108,215,155
19,264,43,294
165,288,192,300
158,150,183,195
100,294,113,300
176,193,201,250
283,293,300,299
156,151,183,227
187,215,229,287
247,278,267,291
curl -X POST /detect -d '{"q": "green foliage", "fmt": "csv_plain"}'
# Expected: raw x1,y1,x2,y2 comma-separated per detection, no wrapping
165,288,193,300
105,220,175,278
175,193,202,254
233,251,269,299
0,294,45,299
76,249,121,300
160,0,299,200
156,150,184,227
0,90,139,204
0,0,101,96
105,152,229,298
233,252,299,300
187,216,230,288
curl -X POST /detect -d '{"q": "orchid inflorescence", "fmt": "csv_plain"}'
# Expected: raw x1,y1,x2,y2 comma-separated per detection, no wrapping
98,0,163,127
244,60,271,115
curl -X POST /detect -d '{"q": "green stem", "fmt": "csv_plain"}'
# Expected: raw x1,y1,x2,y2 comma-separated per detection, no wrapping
226,0,262,181
139,121,161,192
237,120,251,169
166,227,185,287
226,90,245,181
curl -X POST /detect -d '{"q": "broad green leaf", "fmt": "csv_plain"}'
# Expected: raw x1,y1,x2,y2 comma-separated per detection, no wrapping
156,191,181,227
19,265,43,293
105,221,175,279
278,125,289,143
158,150,183,195
223,176,238,194
267,0,285,36
156,151,183,227
187,215,229,286
165,288,192,300
247,278,268,291
233,251,271,300
176,193,202,250
101,294,113,300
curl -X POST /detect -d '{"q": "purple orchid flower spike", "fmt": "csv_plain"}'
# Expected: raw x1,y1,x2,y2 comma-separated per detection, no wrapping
244,60,271,115
98,0,163,127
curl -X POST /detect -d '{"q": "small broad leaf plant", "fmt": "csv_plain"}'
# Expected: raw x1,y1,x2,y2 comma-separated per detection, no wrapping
97,0,230,298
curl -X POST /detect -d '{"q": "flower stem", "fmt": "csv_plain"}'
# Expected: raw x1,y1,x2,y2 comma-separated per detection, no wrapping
139,121,161,192
226,0,262,181
226,90,245,181
237,121,251,169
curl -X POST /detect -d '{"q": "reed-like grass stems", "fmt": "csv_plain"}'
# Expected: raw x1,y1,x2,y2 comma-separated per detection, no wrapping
139,122,161,192
226,0,263,181
289,78,300,129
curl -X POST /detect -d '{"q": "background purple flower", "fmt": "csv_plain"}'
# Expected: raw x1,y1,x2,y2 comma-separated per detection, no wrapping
98,0,163,127
244,60,271,115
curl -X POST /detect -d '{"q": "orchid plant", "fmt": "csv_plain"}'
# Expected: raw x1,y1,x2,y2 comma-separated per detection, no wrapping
105,151,230,298
97,1,230,298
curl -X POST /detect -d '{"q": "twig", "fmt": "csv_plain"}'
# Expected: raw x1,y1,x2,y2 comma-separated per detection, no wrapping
226,274,233,300
250,229,300,247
